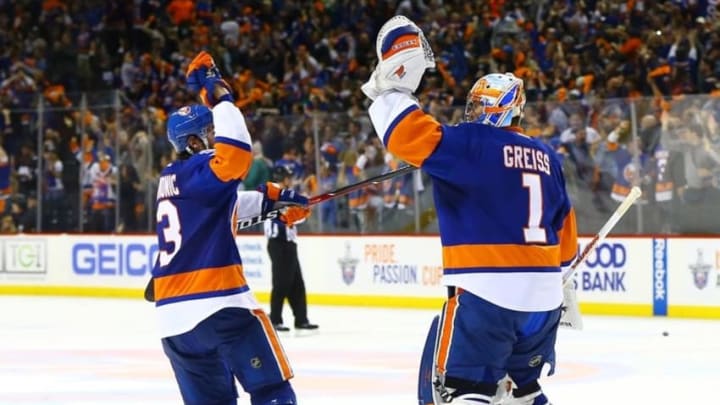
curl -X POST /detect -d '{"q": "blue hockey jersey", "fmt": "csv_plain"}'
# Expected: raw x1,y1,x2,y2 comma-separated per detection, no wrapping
368,92,577,311
153,101,264,337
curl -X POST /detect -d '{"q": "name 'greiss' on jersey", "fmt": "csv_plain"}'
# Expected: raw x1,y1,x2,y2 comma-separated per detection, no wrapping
502,145,551,175
157,174,180,199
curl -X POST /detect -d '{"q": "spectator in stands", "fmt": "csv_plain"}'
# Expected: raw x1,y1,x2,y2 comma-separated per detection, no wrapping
544,98,570,138
639,114,686,233
592,121,630,212
560,112,602,145
2,0,720,235
560,126,596,187
87,153,117,232
275,143,304,190
676,122,720,193
243,140,272,191
42,148,65,231
0,213,16,233
11,193,37,233
319,124,342,168
316,160,339,231
14,144,38,198
0,139,10,215
382,153,413,211
300,135,316,192
258,114,287,162
118,161,141,233
677,171,720,234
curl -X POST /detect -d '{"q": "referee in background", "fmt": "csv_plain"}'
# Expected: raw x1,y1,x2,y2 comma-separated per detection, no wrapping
265,165,319,333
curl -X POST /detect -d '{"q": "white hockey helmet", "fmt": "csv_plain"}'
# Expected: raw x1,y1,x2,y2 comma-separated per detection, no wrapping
465,73,526,127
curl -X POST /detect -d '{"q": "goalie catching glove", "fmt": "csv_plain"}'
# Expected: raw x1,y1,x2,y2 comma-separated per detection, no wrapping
361,15,435,100
186,51,234,107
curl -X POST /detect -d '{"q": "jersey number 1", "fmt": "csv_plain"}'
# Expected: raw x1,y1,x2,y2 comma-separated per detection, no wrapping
522,173,547,243
157,200,182,267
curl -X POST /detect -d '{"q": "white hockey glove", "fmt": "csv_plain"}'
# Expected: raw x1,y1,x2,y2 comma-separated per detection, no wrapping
361,15,435,101
559,280,583,330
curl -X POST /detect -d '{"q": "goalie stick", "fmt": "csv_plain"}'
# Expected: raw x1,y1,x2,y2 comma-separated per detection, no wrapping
559,186,642,330
144,165,417,302
562,186,643,286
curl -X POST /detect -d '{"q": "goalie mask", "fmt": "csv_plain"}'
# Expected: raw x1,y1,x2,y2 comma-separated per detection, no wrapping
465,73,526,127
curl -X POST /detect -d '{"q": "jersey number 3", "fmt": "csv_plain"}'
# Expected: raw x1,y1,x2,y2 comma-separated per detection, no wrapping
522,173,547,243
157,200,182,267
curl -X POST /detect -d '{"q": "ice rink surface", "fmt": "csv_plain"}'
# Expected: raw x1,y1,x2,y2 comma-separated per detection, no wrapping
1,296,719,404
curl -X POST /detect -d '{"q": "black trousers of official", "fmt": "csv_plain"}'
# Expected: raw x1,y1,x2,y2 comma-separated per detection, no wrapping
267,239,308,326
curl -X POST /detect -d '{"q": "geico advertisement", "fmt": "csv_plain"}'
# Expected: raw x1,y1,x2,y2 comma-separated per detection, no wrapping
67,235,269,286
306,236,444,295
667,239,720,306
568,238,652,303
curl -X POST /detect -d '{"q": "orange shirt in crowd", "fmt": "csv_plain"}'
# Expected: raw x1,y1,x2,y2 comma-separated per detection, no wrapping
166,0,195,25
42,0,64,12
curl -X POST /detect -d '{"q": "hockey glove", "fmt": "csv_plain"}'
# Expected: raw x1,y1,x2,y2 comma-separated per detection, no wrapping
362,15,435,100
279,206,311,226
186,51,234,107
258,182,309,214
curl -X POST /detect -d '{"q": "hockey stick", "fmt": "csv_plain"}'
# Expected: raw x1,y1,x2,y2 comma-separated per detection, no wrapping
562,186,643,286
144,165,417,302
234,164,417,229
559,186,642,330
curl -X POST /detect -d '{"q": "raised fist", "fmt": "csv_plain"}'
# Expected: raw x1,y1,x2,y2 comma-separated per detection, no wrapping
186,51,234,107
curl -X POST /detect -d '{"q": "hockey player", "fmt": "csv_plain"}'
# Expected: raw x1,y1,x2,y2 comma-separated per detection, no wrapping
264,164,319,333
361,17,577,405
152,51,309,405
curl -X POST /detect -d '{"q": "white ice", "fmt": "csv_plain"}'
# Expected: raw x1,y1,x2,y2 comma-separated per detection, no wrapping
0,296,719,404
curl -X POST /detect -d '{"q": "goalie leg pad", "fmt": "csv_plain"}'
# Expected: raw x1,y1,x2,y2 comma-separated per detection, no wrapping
505,380,551,405
418,315,439,404
440,376,498,404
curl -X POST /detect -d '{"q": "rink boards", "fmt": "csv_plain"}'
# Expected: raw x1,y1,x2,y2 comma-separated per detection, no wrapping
0,234,719,318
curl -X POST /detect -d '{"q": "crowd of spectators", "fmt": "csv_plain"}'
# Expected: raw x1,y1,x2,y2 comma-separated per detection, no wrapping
0,0,719,234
